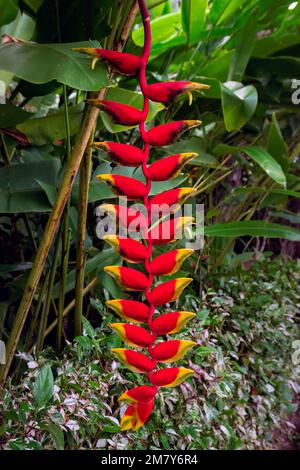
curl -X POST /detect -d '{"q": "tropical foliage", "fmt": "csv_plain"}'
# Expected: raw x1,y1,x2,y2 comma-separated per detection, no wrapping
0,0,300,447
0,258,299,449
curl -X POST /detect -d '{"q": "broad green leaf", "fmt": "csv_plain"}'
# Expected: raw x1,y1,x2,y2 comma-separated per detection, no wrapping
100,88,164,133
227,13,257,81
47,424,64,451
0,103,32,128
221,81,258,131
132,12,186,59
0,0,18,27
267,113,289,173
17,104,84,145
0,13,35,85
209,0,248,25
37,179,57,206
216,143,286,186
200,51,234,82
205,220,300,241
195,77,221,99
0,160,61,213
33,365,54,408
242,146,286,187
181,0,208,46
0,41,108,91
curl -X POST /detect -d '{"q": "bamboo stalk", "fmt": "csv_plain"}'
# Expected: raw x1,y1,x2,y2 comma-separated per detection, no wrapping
56,3,72,351
0,2,139,387
36,234,61,352
74,130,94,336
56,224,70,351
24,274,48,350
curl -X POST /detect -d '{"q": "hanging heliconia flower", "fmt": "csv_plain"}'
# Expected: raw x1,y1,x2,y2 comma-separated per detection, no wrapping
78,0,209,431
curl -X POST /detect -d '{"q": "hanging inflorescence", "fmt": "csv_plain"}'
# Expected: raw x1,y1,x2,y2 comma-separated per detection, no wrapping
76,0,209,431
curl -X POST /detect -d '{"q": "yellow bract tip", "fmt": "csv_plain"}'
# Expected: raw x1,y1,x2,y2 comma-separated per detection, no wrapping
92,141,109,151
104,266,120,278
96,174,114,185
91,56,99,70
72,47,98,56
180,367,194,376
179,187,196,199
176,216,195,227
185,120,202,127
179,152,198,160
176,277,193,286
178,311,196,318
188,81,210,91
182,340,197,347
103,234,119,249
118,391,130,403
111,347,123,354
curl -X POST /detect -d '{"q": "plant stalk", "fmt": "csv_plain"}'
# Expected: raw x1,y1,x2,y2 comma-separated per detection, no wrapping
74,130,94,336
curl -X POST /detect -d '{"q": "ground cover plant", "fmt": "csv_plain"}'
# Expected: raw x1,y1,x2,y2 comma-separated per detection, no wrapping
0,258,299,449
0,0,300,450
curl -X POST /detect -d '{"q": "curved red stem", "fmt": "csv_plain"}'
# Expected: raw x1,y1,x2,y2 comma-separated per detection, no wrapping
137,0,158,371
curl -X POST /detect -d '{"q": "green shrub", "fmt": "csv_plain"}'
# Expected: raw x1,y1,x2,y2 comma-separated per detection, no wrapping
0,258,299,450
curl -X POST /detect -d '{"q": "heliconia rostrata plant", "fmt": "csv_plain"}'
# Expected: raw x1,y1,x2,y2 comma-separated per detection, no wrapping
76,0,209,431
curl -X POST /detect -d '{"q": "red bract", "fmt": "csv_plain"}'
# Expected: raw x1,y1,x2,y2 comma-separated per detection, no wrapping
96,174,147,199
150,187,195,210
147,249,193,276
103,235,148,263
120,399,154,431
111,348,155,373
150,340,196,363
147,153,197,181
99,204,148,230
148,216,194,245
73,48,141,75
86,99,145,126
145,120,201,146
104,266,150,291
91,0,209,431
93,141,145,167
148,367,194,387
106,299,149,323
147,278,192,306
144,81,209,104
118,385,157,404
150,311,196,335
110,323,154,348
